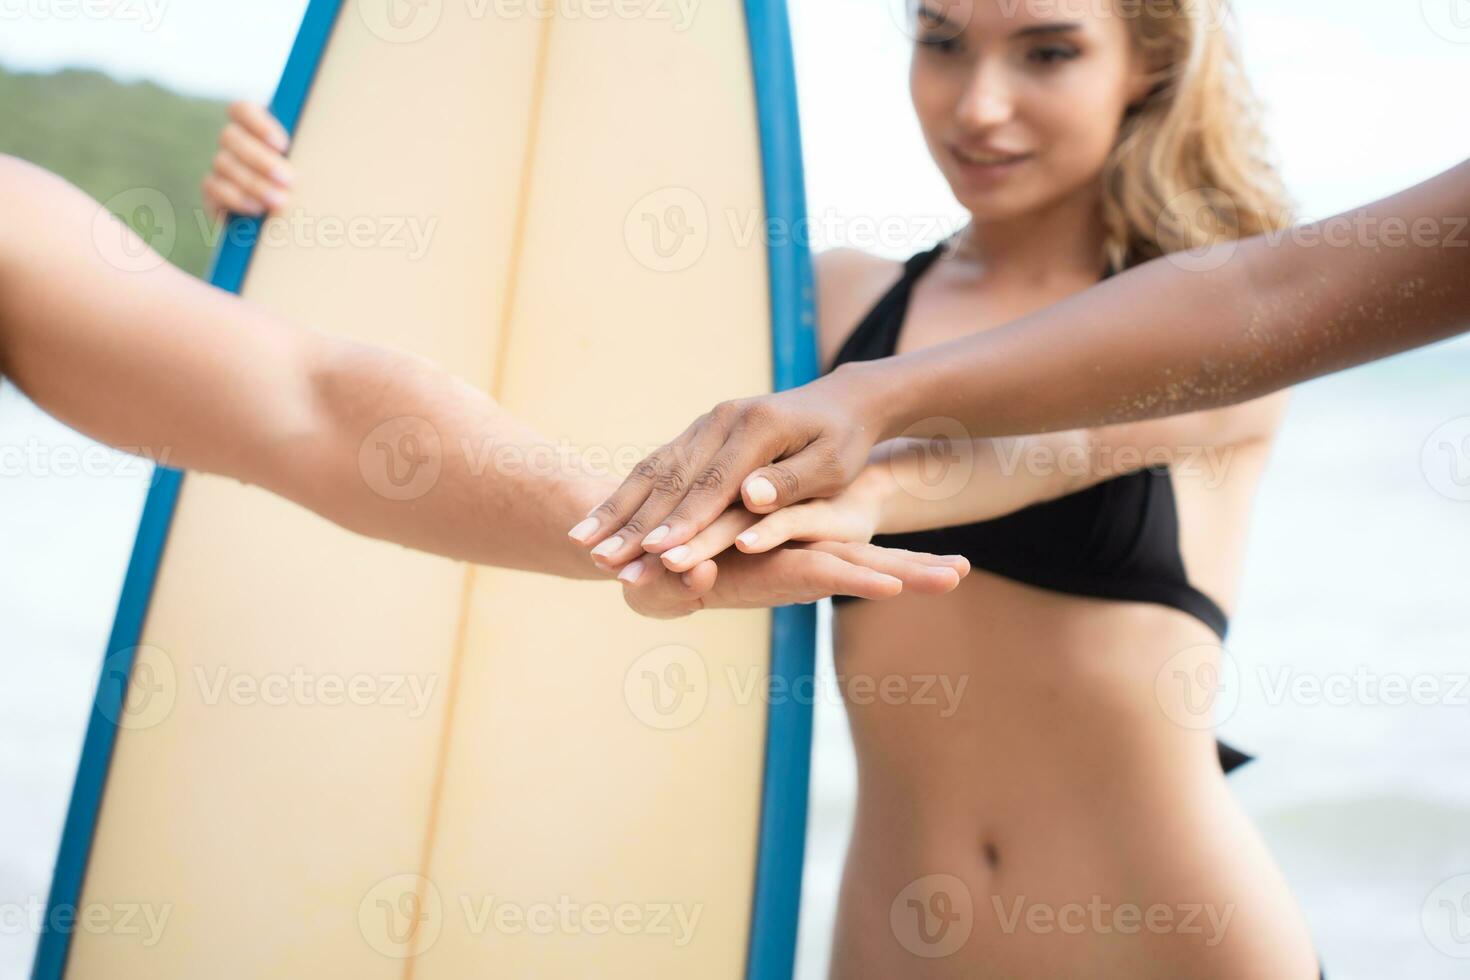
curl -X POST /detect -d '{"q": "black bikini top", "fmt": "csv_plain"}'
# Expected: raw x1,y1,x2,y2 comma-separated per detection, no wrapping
827,242,1250,773
828,241,1228,635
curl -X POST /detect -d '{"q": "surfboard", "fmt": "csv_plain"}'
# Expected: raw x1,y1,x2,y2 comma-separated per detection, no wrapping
34,1,816,977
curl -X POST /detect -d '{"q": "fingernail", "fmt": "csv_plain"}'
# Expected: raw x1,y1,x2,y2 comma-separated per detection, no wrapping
591,535,624,558
745,476,777,506
618,559,645,584
263,187,288,210
272,165,294,187
663,545,691,566
642,525,670,547
681,572,695,588
568,517,600,543
736,531,759,548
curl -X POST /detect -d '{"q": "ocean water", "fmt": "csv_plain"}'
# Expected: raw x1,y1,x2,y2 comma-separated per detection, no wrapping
2,342,1468,978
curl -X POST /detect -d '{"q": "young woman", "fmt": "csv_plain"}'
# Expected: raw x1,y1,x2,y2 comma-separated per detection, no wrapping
211,2,1320,975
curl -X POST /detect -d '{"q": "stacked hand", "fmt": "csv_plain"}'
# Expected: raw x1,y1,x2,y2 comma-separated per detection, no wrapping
577,470,966,619
616,536,968,619
565,373,898,573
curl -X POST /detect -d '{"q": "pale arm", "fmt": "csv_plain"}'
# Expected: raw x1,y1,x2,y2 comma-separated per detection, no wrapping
0,156,968,610
0,155,600,580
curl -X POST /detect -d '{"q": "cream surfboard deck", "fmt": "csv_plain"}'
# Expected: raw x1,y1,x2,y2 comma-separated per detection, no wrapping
37,2,816,977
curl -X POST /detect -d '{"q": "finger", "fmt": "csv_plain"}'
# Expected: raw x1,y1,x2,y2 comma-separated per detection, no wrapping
614,556,649,586
201,175,232,219
774,548,904,602
741,439,848,514
659,507,757,573
682,559,719,595
580,420,733,563
201,175,264,218
732,510,789,554
645,429,789,554
620,557,717,620
212,150,289,213
228,100,291,155
809,542,967,595
814,540,970,577
219,121,294,191
733,501,846,555
613,426,757,558
570,420,711,549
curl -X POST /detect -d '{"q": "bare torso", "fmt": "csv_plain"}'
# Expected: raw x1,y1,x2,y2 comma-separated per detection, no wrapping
815,248,1318,979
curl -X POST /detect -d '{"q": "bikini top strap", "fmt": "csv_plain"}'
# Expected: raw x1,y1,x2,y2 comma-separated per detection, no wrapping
900,239,950,286
827,240,950,368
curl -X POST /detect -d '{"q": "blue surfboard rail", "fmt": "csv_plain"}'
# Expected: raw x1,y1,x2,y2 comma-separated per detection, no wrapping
33,3,816,977
29,2,347,977
743,2,819,979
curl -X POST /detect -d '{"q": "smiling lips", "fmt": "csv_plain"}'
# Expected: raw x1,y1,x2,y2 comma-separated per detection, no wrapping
951,144,1034,170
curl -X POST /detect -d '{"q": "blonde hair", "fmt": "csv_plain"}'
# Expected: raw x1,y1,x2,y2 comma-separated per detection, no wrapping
1102,0,1293,272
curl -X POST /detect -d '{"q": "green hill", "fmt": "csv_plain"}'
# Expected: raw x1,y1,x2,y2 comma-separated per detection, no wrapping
0,63,229,277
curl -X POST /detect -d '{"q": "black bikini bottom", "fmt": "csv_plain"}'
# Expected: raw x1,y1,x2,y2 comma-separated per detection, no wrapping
1218,740,1251,773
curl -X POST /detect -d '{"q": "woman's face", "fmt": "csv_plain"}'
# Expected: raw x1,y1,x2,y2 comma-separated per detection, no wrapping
910,0,1152,222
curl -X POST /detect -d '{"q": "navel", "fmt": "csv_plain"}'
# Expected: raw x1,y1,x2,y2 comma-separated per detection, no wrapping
981,838,1001,871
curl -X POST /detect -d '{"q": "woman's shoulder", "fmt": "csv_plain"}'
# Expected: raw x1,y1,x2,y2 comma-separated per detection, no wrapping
812,248,905,372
